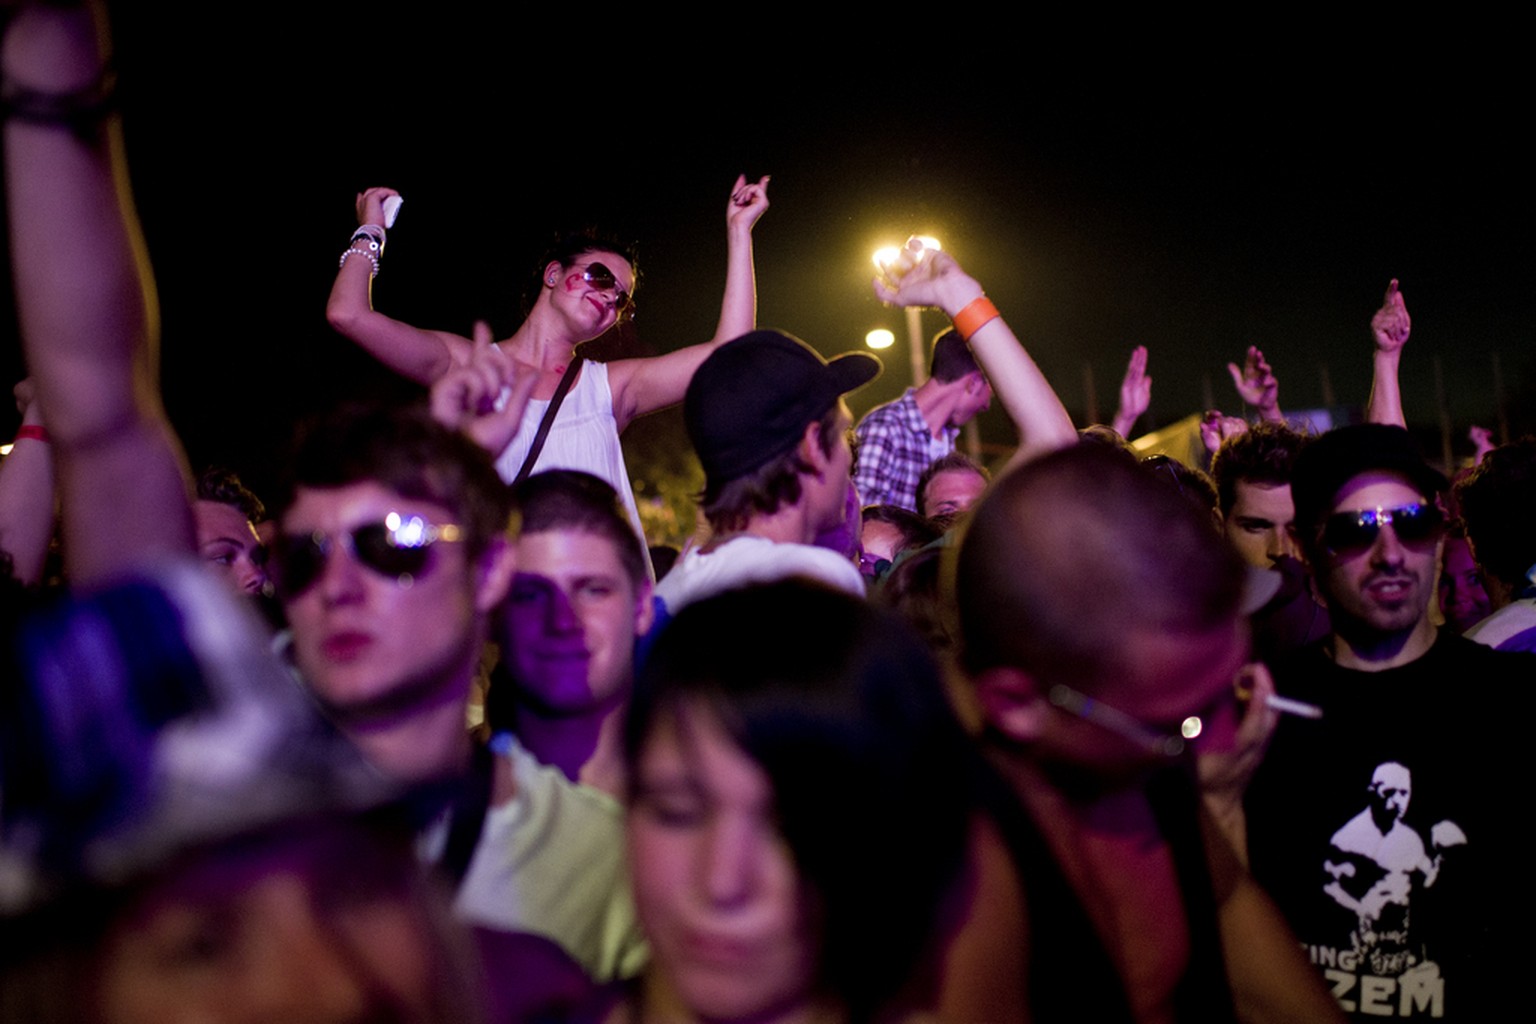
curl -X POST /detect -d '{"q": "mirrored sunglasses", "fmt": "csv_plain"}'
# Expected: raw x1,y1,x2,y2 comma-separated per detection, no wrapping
1320,502,1443,556
581,262,633,316
275,512,463,599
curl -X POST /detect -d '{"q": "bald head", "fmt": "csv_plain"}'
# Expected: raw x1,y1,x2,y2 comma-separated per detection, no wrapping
955,445,1245,696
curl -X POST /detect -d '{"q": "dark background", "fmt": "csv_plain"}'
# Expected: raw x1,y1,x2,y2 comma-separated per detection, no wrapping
3,14,1529,503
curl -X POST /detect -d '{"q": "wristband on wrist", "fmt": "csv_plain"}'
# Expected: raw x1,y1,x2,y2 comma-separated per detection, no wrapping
339,247,380,277
14,425,48,444
350,224,386,252
952,296,1000,341
0,63,118,142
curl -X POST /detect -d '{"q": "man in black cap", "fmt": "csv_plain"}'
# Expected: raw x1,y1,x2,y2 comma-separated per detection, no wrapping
655,329,880,614
1242,424,1535,1022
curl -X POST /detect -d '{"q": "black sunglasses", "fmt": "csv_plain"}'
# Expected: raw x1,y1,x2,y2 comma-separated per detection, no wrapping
580,262,633,316
274,513,463,598
1320,502,1443,556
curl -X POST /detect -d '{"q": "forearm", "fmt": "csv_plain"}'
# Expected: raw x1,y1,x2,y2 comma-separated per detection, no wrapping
1110,407,1138,439
4,6,156,450
711,221,757,344
324,257,455,385
930,278,1076,466
1365,349,1405,428
1201,807,1345,1024
4,3,195,579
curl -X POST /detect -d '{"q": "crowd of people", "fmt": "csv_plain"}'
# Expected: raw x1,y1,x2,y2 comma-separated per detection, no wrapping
2,5,1533,1023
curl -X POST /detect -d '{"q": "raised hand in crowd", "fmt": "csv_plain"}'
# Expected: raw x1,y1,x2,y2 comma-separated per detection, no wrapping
1469,424,1495,463
1226,345,1284,423
874,238,1076,468
1366,278,1409,427
1200,409,1250,457
427,321,536,459
1111,344,1152,439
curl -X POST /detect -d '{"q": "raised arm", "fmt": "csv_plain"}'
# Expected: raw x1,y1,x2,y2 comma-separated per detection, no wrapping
1365,279,1408,428
607,175,769,429
1226,346,1284,424
1110,345,1152,439
324,186,472,384
3,1,194,582
873,239,1077,470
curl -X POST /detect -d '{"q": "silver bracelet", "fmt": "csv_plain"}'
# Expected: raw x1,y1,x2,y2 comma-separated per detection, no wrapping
350,224,387,253
339,246,380,276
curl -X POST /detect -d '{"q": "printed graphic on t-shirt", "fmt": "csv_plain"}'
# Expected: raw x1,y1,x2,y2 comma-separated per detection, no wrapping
1308,761,1467,1018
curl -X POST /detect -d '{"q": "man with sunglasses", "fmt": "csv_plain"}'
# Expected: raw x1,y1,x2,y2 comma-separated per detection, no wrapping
946,444,1339,1022
1243,424,1535,1022
271,405,646,981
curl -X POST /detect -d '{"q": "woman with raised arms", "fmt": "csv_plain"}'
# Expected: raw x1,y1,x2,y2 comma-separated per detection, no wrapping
327,177,770,560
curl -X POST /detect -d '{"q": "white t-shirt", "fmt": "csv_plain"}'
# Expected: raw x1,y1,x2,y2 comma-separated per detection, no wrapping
655,534,865,615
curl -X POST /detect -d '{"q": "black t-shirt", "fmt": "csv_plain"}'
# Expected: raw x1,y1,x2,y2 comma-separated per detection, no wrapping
1246,631,1536,1021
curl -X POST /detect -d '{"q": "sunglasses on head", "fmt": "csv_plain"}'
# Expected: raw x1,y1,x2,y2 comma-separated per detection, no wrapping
275,512,463,599
580,262,633,316
1320,502,1443,556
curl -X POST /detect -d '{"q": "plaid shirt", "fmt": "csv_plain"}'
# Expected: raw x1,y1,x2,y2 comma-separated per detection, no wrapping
853,389,957,512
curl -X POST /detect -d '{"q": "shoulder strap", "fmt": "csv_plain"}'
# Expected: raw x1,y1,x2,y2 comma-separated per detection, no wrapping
513,357,584,485
439,740,498,885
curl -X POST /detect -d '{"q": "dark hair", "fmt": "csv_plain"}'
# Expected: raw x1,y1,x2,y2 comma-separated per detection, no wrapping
1454,436,1536,588
1209,422,1311,516
275,404,512,561
1140,454,1219,521
957,445,1244,690
929,329,980,384
860,504,940,554
195,466,266,523
1077,424,1140,457
875,545,954,657
511,470,646,588
625,581,974,1022
527,230,641,319
702,404,841,534
915,451,989,519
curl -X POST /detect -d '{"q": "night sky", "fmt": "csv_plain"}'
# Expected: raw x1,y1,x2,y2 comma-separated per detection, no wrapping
3,14,1530,501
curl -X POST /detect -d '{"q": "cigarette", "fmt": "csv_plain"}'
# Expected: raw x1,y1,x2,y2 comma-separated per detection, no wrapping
1265,694,1323,719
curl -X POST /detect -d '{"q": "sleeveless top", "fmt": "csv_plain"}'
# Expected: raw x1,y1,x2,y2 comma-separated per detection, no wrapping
493,361,651,579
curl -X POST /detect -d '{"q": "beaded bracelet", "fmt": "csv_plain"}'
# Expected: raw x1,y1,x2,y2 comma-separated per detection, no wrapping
339,247,381,276
952,296,1000,341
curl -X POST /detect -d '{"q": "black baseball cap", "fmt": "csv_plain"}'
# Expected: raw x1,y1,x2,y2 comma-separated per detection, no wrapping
685,330,881,494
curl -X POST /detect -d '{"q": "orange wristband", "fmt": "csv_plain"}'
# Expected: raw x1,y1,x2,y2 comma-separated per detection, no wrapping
14,425,47,444
952,296,1000,341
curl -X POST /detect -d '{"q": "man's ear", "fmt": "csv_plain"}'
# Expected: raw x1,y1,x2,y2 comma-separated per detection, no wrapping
633,578,656,637
542,260,563,288
1289,527,1332,609
475,537,518,613
799,418,830,472
974,666,1050,743
965,371,987,395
